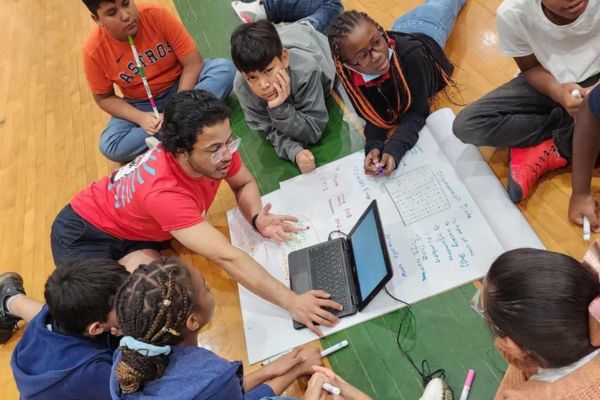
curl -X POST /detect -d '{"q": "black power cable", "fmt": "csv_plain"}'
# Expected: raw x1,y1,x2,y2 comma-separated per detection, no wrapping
384,287,455,400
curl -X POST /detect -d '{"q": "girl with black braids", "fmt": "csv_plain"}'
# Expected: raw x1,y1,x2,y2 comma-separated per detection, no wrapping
328,1,465,176
109,257,322,400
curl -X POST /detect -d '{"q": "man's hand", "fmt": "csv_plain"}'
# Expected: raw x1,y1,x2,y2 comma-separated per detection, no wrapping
554,83,586,117
287,290,342,337
569,193,600,232
268,68,291,109
255,203,302,242
137,112,164,135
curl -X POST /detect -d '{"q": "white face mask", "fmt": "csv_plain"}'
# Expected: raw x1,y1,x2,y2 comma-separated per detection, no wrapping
345,47,393,83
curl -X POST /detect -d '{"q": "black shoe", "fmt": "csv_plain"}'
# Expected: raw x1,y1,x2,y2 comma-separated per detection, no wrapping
0,272,26,344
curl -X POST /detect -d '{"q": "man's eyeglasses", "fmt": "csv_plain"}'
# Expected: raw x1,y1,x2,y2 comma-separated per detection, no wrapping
346,33,388,68
210,138,241,164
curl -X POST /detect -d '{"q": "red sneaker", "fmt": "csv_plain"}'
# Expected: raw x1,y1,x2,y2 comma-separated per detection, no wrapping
507,139,568,202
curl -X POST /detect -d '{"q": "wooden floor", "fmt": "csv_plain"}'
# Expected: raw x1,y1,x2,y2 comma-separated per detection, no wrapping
0,0,593,398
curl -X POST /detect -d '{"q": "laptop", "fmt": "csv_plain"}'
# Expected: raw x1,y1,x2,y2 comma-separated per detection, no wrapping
288,200,394,329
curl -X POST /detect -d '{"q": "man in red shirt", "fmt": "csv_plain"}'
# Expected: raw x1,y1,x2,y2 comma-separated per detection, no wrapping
51,91,340,336
82,0,236,162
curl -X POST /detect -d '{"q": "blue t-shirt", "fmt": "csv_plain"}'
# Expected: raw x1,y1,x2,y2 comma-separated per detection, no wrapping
11,305,117,400
589,85,600,119
110,346,276,400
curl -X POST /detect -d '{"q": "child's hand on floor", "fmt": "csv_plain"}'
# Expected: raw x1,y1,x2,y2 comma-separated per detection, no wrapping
569,193,600,232
293,346,322,376
306,366,372,400
267,347,306,376
295,149,316,174
304,372,328,400
137,111,164,135
555,83,586,117
268,68,291,109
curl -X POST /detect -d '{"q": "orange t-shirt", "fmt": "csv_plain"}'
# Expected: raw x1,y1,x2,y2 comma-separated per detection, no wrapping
82,4,196,100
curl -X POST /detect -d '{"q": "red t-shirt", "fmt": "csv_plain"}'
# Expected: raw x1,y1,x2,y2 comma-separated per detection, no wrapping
71,145,242,241
82,3,197,100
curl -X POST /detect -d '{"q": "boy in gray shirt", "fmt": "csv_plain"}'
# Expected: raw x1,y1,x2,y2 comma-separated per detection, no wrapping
231,20,336,173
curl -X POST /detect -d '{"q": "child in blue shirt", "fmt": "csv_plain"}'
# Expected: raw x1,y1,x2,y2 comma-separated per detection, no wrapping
2,259,129,400
110,257,323,400
568,84,600,230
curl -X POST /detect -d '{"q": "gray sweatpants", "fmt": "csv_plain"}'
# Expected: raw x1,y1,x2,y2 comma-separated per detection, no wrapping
453,73,600,161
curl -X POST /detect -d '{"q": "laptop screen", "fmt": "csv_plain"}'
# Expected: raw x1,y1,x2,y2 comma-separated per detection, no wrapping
349,201,393,305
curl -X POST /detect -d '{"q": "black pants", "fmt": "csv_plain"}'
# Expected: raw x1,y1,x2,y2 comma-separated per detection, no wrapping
50,204,170,266
453,73,600,161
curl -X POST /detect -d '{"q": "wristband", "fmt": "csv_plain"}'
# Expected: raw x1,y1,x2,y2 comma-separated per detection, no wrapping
251,213,260,232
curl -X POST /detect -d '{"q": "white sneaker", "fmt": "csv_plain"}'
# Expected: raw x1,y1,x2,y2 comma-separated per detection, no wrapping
231,1,267,23
419,378,454,400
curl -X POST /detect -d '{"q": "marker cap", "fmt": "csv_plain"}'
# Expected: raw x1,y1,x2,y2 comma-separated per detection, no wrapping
465,369,476,388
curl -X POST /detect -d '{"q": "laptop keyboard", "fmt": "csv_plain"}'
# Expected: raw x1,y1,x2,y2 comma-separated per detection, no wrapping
308,241,352,313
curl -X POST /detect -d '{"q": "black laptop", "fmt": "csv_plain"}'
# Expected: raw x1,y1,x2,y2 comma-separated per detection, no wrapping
288,200,394,329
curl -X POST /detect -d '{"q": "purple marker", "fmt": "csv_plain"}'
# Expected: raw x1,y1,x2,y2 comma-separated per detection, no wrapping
375,162,384,175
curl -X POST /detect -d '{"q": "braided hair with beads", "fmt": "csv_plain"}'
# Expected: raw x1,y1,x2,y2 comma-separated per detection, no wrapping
328,11,456,130
114,258,195,394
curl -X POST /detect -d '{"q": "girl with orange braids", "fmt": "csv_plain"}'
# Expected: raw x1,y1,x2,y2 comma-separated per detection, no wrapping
109,257,322,400
328,2,465,175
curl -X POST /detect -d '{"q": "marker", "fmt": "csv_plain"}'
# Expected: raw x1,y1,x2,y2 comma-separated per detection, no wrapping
323,383,341,395
459,369,475,400
571,89,582,99
375,162,384,175
261,349,293,366
584,216,591,241
320,339,349,357
127,36,160,118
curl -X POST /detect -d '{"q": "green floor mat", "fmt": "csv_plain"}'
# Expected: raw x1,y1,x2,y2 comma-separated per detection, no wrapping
174,1,507,397
321,285,506,399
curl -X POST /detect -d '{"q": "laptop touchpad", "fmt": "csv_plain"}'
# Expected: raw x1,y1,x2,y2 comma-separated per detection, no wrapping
292,271,311,294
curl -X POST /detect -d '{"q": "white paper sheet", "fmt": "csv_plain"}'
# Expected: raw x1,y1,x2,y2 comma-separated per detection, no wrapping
227,109,544,364
426,109,544,251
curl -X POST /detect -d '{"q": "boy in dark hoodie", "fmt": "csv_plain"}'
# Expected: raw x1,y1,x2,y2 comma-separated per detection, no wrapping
2,260,128,400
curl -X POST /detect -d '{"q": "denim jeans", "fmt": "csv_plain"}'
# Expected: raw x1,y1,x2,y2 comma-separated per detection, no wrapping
391,0,466,48
263,0,343,34
453,73,600,160
99,58,236,163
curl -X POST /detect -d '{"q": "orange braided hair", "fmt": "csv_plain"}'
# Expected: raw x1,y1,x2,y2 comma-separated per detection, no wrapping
329,11,456,130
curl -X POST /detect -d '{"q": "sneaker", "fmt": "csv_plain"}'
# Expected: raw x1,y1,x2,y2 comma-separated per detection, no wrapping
419,378,454,400
231,1,267,24
0,272,26,344
507,138,568,202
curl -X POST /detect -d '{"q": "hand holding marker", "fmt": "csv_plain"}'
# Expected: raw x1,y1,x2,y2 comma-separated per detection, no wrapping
127,35,160,118
571,89,592,241
323,382,341,395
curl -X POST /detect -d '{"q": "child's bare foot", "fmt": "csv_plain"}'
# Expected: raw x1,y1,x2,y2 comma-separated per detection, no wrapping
295,149,316,174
